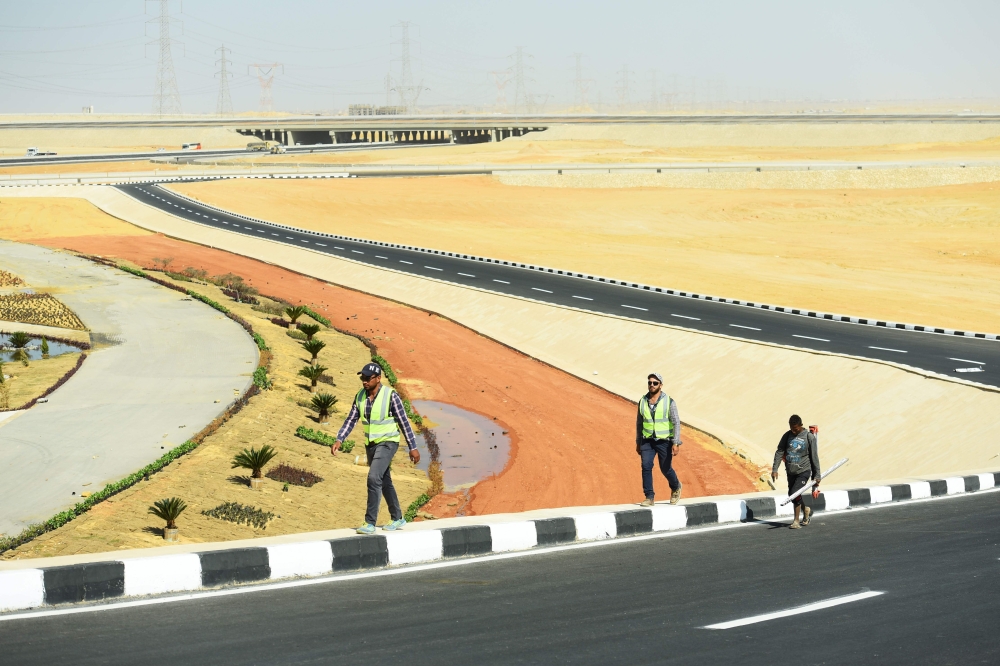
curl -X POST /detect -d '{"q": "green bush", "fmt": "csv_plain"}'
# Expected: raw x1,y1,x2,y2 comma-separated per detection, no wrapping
404,493,431,522
302,306,330,327
149,497,187,529
310,392,337,422
252,332,269,351
372,354,398,386
286,328,307,341
252,366,271,390
298,323,320,340
119,265,147,278
285,305,307,324
40,337,50,357
302,338,326,361
187,290,230,314
231,444,278,479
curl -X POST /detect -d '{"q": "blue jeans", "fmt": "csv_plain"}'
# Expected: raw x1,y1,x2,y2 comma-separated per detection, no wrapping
640,438,680,499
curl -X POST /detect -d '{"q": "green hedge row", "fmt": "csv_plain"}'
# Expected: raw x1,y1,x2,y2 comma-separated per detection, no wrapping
186,290,230,313
302,306,330,327
252,332,269,351
0,439,198,554
295,425,356,453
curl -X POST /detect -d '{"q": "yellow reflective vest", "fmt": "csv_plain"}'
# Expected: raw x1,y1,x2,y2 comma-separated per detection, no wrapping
639,393,673,440
354,385,401,445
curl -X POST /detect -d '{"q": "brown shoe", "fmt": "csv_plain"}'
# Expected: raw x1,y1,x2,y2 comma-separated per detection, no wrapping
670,487,682,505
640,498,654,507
802,507,812,526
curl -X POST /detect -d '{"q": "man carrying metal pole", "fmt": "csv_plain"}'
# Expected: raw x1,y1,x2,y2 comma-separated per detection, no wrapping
636,372,683,506
771,415,821,529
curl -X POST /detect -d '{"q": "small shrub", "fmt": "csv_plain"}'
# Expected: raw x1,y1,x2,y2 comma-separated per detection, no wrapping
231,444,278,479
252,366,271,390
182,267,209,281
40,337,49,358
302,338,326,361
265,463,324,488
148,497,187,529
286,328,307,341
270,317,290,328
252,332,268,351
296,425,335,446
299,364,328,391
163,270,192,282
302,306,330,327
222,288,259,305
310,392,338,422
298,323,320,340
404,493,431,522
285,305,307,325
202,501,274,529
253,300,290,317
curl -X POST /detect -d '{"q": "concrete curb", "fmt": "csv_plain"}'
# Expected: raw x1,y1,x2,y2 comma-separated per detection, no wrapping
2,472,995,613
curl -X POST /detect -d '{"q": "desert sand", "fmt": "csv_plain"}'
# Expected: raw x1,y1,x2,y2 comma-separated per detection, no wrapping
170,176,1000,334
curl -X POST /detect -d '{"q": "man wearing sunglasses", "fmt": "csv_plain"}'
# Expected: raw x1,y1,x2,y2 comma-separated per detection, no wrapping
332,362,421,535
636,372,682,506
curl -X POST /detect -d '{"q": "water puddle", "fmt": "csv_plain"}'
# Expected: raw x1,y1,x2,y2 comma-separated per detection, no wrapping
0,333,79,362
413,400,510,492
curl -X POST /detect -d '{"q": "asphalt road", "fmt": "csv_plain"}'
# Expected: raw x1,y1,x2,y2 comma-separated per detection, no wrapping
119,183,999,387
3,492,997,665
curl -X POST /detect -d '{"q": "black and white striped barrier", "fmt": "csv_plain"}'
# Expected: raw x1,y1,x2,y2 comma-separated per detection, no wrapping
1,472,996,613
152,186,1000,342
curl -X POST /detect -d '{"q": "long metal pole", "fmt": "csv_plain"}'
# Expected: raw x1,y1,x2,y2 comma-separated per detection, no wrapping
780,457,849,506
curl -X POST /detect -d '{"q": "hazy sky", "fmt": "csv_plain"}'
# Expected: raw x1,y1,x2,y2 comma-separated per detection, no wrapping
1,0,999,114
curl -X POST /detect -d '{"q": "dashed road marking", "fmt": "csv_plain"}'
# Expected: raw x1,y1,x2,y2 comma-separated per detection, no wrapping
671,313,699,320
375,255,388,259
793,334,830,342
425,266,443,271
572,295,593,301
493,279,510,284
869,346,907,353
458,273,476,278
352,250,364,254
949,357,984,365
623,305,649,311
400,260,413,264
703,591,885,630
532,287,553,293
730,324,761,331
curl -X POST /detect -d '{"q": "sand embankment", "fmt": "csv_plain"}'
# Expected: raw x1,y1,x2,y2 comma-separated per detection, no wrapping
6,185,998,489
168,177,1000,335
0,125,246,156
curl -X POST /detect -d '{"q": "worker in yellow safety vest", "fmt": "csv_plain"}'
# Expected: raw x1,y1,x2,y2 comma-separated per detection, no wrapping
636,372,682,506
333,362,420,534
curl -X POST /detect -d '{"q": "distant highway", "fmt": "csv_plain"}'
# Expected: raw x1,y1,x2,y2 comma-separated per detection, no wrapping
119,183,1000,387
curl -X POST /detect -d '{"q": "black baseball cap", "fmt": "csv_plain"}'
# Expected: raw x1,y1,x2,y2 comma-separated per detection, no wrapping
358,362,382,378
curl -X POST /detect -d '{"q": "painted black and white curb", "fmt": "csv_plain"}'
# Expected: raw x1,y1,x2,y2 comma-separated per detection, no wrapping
144,185,1000,342
1,472,996,614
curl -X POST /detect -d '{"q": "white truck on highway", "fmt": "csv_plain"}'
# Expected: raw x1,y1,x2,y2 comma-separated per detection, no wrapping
25,147,57,156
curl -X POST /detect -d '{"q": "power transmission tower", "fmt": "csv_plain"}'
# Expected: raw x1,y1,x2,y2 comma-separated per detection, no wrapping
391,22,426,114
384,73,392,106
488,70,510,112
571,53,593,109
615,64,632,111
146,0,182,116
508,46,534,115
248,63,283,113
215,45,233,116
649,69,659,112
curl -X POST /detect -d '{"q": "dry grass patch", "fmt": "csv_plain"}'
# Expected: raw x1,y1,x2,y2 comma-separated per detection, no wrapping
1,275,428,559
1,352,81,409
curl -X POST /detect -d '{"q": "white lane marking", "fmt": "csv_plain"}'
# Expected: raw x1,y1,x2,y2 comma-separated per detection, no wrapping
375,255,388,259
399,260,413,264
670,313,698,320
286,236,295,240
272,233,279,236
257,230,265,234
352,250,364,254
955,368,984,373
493,279,510,284
532,287,553,293
949,357,984,365
334,246,344,250
425,266,443,271
212,218,218,222
730,324,761,331
572,295,593,301
301,240,309,243
703,591,885,630
623,305,649,311
316,243,326,247
222,221,229,225
457,273,475,278
793,334,830,342
869,346,907,354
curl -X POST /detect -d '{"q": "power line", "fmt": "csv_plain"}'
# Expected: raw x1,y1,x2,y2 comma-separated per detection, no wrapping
146,0,182,115
248,63,283,112
215,45,233,115
615,63,633,111
571,53,593,109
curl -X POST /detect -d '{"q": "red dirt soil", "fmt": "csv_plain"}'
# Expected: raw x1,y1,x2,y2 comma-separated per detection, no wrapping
30,233,760,515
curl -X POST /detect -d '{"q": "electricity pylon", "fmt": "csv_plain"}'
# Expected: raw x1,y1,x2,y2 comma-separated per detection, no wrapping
146,0,182,115
215,45,233,116
248,63,283,113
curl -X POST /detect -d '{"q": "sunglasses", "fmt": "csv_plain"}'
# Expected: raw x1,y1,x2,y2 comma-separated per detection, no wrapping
648,380,660,386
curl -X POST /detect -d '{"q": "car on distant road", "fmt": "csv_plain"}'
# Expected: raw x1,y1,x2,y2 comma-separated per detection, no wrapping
182,142,202,150
25,147,57,156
